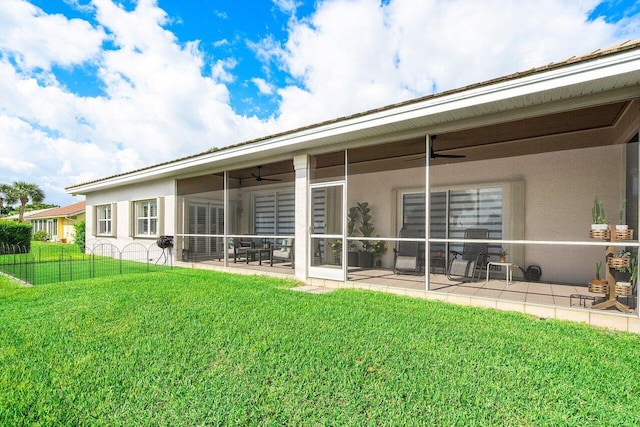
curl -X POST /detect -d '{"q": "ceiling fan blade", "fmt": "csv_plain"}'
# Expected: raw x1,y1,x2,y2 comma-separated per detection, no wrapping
429,135,467,159
431,151,467,159
252,166,282,182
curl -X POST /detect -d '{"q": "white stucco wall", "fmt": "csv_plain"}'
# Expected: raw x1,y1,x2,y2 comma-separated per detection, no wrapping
85,178,176,250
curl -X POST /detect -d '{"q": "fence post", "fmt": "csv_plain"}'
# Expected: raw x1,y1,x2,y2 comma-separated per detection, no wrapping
91,249,95,279
58,247,62,283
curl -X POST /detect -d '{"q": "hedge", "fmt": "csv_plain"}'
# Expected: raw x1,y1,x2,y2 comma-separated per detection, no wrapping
0,220,32,251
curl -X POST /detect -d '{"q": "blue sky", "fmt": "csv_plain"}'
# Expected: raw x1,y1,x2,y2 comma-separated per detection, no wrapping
1,0,639,206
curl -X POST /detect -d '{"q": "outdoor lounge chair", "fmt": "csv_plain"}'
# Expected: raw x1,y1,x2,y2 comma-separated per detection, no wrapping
446,228,489,282
393,228,423,274
270,238,294,267
218,237,251,263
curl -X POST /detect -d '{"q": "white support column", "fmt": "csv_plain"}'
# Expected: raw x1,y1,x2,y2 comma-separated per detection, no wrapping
294,154,310,281
223,170,229,268
425,134,431,292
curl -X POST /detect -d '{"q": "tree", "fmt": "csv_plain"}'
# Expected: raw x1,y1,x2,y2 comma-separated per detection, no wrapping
8,182,45,222
0,184,17,218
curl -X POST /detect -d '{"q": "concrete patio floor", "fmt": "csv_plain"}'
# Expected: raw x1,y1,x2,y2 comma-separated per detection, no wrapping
346,268,637,313
185,258,635,313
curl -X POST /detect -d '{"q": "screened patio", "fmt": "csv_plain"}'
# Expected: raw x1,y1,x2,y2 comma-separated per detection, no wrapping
175,98,640,315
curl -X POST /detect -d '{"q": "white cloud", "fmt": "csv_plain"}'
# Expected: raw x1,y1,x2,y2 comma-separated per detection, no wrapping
0,0,105,70
211,58,237,82
273,0,301,14
0,157,36,174
0,0,638,206
272,0,625,129
252,77,275,95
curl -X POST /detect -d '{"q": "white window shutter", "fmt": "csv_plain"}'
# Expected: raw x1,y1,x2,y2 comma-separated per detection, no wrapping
91,206,98,237
111,203,117,238
157,197,165,236
129,201,135,237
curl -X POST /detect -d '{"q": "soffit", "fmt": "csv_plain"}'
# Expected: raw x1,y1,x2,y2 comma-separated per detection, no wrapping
434,101,628,151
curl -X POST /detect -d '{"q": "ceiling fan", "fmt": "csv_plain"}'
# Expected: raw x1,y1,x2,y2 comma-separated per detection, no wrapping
429,135,467,159
251,165,282,182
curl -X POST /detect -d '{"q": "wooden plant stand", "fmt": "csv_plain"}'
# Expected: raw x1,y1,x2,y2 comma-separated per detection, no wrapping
591,225,633,313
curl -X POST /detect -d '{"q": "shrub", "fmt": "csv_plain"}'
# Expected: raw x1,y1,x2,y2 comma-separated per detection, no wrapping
32,230,50,242
74,219,86,250
0,220,32,251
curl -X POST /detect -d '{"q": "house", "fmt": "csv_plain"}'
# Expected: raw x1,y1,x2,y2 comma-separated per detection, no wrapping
27,201,86,243
67,40,640,331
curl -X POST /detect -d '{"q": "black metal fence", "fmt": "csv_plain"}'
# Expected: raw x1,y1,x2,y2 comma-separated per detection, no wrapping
0,241,173,286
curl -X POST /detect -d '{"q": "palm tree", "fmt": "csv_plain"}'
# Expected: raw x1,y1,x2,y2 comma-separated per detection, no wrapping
10,181,45,222
0,184,17,218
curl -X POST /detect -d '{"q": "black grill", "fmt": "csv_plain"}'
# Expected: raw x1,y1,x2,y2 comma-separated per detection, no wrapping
156,235,173,249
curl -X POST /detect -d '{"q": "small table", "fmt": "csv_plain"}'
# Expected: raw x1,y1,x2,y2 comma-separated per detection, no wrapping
245,248,272,266
486,262,514,286
430,256,445,274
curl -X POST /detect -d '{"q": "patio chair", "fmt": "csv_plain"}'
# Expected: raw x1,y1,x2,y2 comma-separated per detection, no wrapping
218,237,252,263
270,238,294,268
393,228,423,275
446,228,489,282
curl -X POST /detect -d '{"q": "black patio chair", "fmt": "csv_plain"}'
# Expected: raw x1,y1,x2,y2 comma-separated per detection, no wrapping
446,228,489,282
393,228,423,275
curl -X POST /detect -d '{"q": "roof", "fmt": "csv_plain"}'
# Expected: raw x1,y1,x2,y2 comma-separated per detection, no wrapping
66,38,640,193
28,201,86,219
3,209,51,221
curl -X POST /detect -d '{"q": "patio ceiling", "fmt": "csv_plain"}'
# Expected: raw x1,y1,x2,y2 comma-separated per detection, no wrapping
228,160,294,188
429,100,637,163
336,99,638,174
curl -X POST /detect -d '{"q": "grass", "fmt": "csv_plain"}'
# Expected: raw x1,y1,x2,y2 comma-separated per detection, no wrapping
1,269,640,425
0,241,170,285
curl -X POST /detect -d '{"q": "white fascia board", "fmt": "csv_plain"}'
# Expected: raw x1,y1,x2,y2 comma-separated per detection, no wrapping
68,49,640,195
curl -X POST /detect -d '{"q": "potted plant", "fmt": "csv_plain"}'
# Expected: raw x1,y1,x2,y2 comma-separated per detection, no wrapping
347,206,360,266
371,239,388,267
617,199,628,231
616,256,635,297
498,248,508,263
608,250,631,270
356,202,386,268
330,239,342,264
591,194,608,230
589,261,608,289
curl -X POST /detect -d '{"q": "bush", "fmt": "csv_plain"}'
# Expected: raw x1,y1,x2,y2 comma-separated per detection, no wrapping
74,219,86,250
0,220,32,251
32,230,50,242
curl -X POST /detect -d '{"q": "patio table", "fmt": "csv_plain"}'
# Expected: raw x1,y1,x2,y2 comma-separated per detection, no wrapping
245,247,272,266
486,261,514,286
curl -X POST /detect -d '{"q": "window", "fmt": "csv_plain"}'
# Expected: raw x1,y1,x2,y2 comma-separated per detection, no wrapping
97,204,112,235
401,184,516,262
134,199,158,237
252,191,295,236
186,201,224,257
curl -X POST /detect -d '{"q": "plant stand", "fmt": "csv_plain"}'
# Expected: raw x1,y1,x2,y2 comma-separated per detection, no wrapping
591,225,633,313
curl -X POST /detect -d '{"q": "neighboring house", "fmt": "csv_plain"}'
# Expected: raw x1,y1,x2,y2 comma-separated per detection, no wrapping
27,201,86,243
3,209,51,222
67,40,640,331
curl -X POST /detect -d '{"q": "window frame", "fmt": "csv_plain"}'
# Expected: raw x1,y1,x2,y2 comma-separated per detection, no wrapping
133,199,160,238
96,204,113,236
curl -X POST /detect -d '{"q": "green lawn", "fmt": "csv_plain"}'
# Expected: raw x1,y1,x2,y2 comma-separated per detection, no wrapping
1,269,639,425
